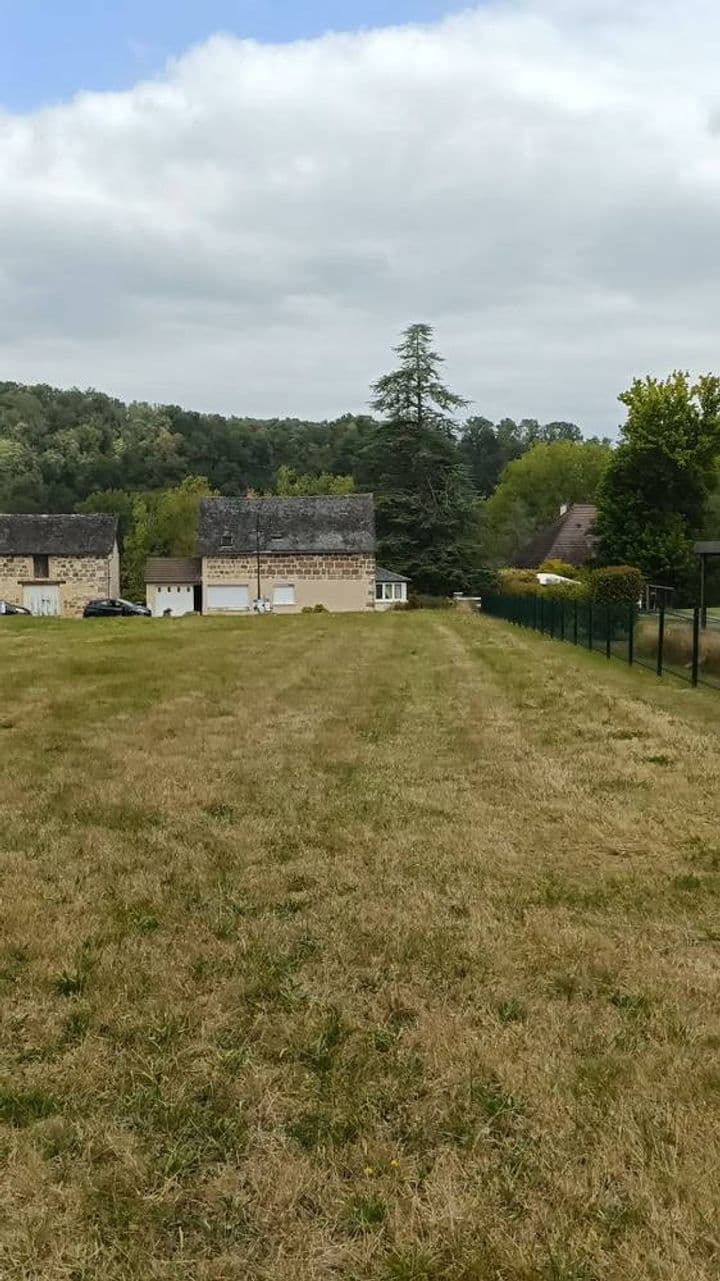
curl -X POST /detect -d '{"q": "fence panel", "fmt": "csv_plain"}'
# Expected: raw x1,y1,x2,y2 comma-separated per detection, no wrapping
633,609,660,676
657,610,695,685
608,603,633,664
480,593,711,693
697,614,720,690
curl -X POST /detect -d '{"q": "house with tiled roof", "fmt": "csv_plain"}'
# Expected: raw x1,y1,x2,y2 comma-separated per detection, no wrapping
0,513,119,616
198,494,377,614
513,504,597,569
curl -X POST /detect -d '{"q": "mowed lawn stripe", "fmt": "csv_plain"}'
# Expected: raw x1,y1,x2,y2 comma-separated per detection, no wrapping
0,612,718,1280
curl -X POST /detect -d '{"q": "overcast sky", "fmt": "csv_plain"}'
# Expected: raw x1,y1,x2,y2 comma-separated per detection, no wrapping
1,0,718,433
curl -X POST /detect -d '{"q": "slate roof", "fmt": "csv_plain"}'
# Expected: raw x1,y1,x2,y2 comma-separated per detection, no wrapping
145,557,202,585
376,566,410,583
0,513,118,557
513,504,597,569
198,495,376,556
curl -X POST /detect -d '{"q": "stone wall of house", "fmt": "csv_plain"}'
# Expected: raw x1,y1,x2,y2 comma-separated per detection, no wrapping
0,554,113,616
0,556,32,608
203,553,376,613
109,543,120,597
50,556,114,616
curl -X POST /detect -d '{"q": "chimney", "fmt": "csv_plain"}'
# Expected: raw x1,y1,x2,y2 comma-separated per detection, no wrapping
559,502,569,517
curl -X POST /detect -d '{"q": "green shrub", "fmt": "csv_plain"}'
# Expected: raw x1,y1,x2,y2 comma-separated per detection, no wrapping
494,566,590,604
406,593,453,610
589,565,644,604
543,579,589,602
473,568,501,595
538,559,582,580
497,569,539,598
313,604,329,613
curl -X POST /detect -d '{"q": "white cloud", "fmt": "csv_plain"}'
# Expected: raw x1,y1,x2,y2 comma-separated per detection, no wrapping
1,0,719,432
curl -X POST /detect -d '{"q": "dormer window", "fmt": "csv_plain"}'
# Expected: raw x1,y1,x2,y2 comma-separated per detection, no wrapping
220,531,234,549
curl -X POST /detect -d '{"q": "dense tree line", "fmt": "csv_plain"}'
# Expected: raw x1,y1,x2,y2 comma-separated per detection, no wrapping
0,369,606,594
0,378,590,517
0,381,379,511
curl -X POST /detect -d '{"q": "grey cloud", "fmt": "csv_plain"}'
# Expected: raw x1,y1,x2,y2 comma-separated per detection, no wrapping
1,1,719,431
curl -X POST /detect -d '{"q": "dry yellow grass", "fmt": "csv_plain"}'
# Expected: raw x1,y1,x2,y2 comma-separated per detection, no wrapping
1,611,719,1280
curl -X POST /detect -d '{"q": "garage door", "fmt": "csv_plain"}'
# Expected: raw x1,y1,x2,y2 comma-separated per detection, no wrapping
207,585,250,612
23,585,60,616
154,585,196,617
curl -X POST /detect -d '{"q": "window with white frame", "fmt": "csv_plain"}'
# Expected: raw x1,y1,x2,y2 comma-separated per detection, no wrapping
273,584,295,607
377,581,406,602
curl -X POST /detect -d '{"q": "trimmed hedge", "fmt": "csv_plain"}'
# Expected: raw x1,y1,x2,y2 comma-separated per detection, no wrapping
545,579,588,602
538,559,582,580
495,564,644,607
497,568,589,602
498,569,539,597
589,565,644,605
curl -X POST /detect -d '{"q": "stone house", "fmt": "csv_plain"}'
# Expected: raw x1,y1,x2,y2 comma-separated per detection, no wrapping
0,513,120,616
198,495,377,614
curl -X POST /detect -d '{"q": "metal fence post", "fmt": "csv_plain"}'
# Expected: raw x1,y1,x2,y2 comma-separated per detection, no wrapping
628,604,634,666
587,603,593,651
692,606,700,687
605,606,612,660
573,600,579,647
549,599,555,639
540,597,545,633
560,600,565,642
657,605,665,678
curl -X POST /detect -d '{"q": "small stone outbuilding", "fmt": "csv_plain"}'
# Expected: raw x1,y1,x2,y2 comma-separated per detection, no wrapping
145,558,202,617
0,513,119,616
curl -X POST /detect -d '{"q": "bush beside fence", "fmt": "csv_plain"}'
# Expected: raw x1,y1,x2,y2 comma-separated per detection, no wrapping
482,594,720,690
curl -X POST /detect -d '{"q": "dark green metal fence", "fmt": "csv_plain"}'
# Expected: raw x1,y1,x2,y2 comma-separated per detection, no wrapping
481,595,716,690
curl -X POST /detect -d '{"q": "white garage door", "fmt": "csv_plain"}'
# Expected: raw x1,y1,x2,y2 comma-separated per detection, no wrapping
207,585,250,612
154,585,195,617
23,585,60,616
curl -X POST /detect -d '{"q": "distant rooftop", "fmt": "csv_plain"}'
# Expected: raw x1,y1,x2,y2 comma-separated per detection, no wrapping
513,504,597,568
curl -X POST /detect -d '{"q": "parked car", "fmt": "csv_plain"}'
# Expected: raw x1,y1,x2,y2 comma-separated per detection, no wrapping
83,598,151,618
0,599,30,615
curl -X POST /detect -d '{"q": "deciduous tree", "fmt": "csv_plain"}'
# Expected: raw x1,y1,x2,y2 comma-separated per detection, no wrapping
478,439,611,565
595,372,720,591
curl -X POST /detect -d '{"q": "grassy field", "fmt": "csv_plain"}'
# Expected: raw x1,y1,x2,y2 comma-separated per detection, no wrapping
1,612,719,1281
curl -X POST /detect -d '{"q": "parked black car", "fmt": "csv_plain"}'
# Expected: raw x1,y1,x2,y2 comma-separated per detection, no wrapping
0,600,31,615
83,598,151,618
